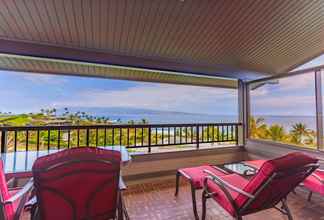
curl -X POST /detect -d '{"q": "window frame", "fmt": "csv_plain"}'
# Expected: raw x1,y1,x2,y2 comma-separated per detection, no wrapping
247,67,324,151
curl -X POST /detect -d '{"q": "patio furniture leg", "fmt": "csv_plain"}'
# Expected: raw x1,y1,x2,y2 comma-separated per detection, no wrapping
175,171,180,196
201,190,207,220
190,183,199,220
117,192,124,220
122,195,130,220
307,191,313,201
281,199,293,220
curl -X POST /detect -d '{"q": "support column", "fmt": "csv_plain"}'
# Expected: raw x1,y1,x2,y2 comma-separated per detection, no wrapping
238,80,250,146
315,69,323,150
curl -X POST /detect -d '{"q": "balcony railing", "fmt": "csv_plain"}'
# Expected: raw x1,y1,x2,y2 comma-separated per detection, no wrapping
0,123,241,153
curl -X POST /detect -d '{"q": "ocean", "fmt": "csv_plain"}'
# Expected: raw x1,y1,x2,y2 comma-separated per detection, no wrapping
107,113,317,131
59,107,317,131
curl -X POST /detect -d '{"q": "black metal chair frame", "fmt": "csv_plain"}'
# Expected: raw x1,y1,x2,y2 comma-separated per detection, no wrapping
201,164,319,220
174,166,230,220
175,170,200,220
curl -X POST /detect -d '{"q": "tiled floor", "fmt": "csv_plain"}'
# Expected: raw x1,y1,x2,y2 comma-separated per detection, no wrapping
123,179,324,220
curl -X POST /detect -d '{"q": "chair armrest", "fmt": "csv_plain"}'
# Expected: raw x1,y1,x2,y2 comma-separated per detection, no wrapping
312,173,324,183
204,170,255,199
3,178,34,205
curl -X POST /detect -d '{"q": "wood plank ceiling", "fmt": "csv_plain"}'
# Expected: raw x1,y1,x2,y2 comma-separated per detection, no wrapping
0,54,237,88
0,0,323,82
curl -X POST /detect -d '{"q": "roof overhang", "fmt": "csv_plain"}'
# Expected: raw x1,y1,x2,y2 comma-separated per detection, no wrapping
0,1,323,83
0,53,238,89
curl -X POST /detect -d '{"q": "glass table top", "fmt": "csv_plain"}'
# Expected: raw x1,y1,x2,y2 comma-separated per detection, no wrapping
222,162,257,176
1,146,131,174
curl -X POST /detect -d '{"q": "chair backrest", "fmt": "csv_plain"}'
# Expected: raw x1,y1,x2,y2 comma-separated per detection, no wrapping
32,147,121,220
236,152,318,215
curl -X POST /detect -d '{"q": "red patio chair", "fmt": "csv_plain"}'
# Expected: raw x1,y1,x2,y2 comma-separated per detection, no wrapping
32,147,126,220
175,165,228,220
202,152,318,220
303,169,324,201
0,160,33,220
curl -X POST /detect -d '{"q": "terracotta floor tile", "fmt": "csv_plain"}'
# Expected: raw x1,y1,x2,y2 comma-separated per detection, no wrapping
123,179,324,220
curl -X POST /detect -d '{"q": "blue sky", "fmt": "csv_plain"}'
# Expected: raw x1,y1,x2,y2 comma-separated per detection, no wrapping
250,73,316,116
0,70,238,115
251,54,324,116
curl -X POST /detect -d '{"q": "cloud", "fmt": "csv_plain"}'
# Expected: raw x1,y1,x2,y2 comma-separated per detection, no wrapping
278,73,314,91
54,83,238,114
251,94,316,115
250,73,317,115
251,73,314,97
21,73,68,85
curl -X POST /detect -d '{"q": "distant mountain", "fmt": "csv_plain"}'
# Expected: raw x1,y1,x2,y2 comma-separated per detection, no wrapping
56,107,238,124
57,107,222,117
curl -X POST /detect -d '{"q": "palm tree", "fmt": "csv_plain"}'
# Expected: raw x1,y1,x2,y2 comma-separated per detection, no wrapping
290,123,310,144
63,108,69,116
267,124,286,141
52,108,57,116
249,116,268,139
141,118,148,124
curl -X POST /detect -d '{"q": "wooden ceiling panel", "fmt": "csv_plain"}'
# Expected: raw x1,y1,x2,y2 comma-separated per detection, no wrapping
0,0,322,80
0,54,237,88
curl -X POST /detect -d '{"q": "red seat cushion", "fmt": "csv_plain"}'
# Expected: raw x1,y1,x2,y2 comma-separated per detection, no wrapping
207,174,249,216
303,170,324,195
179,165,228,188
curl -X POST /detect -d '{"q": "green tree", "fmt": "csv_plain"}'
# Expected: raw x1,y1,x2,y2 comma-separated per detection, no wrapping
249,116,268,139
290,123,310,144
267,124,286,141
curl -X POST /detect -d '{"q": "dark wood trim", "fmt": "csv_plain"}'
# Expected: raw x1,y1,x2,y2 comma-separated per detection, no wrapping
0,39,256,79
0,123,242,131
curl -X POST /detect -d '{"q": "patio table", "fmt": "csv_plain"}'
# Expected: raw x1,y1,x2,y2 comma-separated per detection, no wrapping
218,162,258,177
1,146,131,188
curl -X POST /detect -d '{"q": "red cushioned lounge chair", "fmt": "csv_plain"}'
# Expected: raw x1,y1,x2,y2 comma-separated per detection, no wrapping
0,160,33,220
175,165,228,220
244,159,324,201
202,152,318,220
32,147,126,220
303,169,324,201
